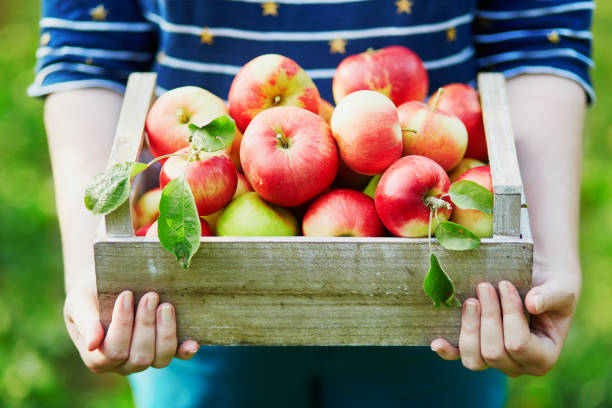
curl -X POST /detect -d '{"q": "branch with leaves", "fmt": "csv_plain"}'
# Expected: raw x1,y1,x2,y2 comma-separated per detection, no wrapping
84,115,236,269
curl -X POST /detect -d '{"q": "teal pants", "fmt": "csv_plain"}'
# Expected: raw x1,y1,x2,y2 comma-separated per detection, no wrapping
129,347,506,407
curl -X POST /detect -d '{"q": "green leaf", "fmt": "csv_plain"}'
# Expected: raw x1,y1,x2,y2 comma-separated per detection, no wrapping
449,180,494,214
189,115,236,152
84,162,143,215
130,162,148,178
423,254,461,308
435,221,481,251
157,176,201,269
363,174,382,198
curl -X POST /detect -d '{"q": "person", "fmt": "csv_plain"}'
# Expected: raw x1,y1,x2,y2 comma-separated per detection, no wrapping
30,0,592,406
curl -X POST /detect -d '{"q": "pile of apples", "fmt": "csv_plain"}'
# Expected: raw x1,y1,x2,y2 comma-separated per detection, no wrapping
133,46,493,240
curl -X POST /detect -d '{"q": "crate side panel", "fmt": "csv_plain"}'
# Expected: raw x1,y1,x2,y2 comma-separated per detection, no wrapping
95,240,532,346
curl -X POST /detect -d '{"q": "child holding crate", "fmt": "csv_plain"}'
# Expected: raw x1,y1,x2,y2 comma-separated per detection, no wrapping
32,0,591,406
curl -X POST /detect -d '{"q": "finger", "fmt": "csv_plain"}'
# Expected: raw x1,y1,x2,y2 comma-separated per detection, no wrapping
458,298,487,371
525,280,577,316
98,291,134,363
152,303,178,368
478,283,522,375
431,338,460,360
64,286,105,351
120,292,159,374
499,281,556,372
176,340,200,360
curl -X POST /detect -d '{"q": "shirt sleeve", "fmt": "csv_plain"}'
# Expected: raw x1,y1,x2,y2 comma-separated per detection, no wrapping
27,0,157,97
473,0,594,103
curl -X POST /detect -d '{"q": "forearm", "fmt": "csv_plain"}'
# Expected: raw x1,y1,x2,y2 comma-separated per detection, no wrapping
506,74,586,286
44,88,123,293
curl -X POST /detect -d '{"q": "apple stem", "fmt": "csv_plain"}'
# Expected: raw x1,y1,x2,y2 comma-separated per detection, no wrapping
431,88,444,112
428,208,433,255
147,152,191,167
273,95,282,105
275,131,290,149
424,196,451,212
176,108,189,123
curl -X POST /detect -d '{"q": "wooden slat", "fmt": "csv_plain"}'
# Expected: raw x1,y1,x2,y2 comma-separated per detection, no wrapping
95,231,532,346
104,73,157,236
478,73,523,236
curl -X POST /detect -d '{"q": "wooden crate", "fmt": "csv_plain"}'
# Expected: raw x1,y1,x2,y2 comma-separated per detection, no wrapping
95,72,532,346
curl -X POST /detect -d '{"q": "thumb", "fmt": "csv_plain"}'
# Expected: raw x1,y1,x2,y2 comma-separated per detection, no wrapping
525,279,577,316
65,285,105,351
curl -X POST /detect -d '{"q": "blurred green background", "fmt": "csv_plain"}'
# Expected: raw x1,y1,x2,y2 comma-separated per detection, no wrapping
1,1,610,407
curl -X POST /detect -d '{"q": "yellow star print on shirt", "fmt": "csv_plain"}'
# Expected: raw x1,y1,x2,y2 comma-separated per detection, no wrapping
329,38,347,54
547,30,561,44
262,2,279,16
395,0,412,14
40,32,51,46
201,28,214,45
90,4,108,21
446,27,456,42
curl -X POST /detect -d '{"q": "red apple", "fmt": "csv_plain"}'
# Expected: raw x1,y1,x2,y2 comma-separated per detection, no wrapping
133,187,162,229
145,86,230,159
201,173,253,233
375,155,452,237
398,100,468,172
428,83,488,162
450,165,493,237
303,189,384,237
160,147,237,216
240,106,338,207
448,157,486,182
319,98,334,124
332,45,428,105
234,173,253,198
229,128,244,172
228,54,320,133
331,90,402,175
146,218,213,238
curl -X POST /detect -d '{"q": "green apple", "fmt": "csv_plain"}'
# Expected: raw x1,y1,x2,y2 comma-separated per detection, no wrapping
448,158,486,182
363,174,382,198
217,192,298,236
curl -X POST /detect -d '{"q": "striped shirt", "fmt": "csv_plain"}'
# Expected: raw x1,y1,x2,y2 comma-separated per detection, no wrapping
28,0,594,103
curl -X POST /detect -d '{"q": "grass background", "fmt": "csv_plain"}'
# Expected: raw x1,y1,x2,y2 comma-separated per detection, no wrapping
1,1,610,407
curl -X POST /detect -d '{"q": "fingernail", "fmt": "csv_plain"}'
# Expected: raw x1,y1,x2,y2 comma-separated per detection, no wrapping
161,304,173,322
147,294,159,312
478,283,490,303
465,300,476,316
533,295,543,313
431,344,440,352
123,291,132,310
499,281,509,294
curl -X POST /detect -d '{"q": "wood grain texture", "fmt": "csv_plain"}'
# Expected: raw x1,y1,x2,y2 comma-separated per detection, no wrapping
478,73,523,236
95,218,532,346
104,73,157,236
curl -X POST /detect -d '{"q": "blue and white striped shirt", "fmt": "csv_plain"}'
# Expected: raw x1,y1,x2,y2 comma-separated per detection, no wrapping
29,0,594,102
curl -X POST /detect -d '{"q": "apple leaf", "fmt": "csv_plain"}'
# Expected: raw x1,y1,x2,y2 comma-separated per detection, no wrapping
423,253,461,308
435,221,480,251
449,180,494,214
363,174,382,199
189,115,236,153
84,162,147,215
157,175,201,269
